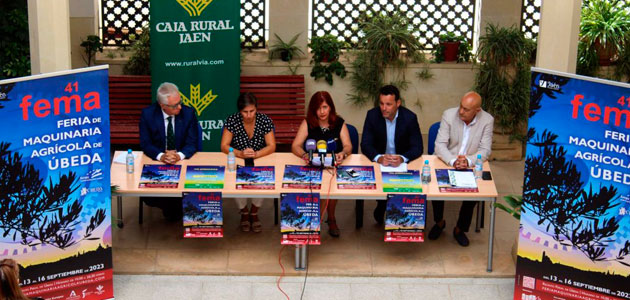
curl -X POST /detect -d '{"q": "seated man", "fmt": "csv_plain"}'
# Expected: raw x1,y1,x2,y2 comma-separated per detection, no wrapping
429,91,493,246
361,85,423,224
139,82,200,221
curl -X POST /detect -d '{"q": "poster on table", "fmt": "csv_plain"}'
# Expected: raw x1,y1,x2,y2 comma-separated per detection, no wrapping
151,0,240,151
236,165,275,189
280,193,321,245
0,66,113,299
182,192,223,238
184,165,225,188
384,194,426,242
336,165,376,189
514,68,630,300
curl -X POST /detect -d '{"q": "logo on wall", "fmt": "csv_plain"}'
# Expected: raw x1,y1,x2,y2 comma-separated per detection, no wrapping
180,83,218,116
176,0,213,16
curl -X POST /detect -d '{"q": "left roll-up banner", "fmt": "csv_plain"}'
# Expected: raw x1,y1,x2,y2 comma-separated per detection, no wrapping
0,66,114,300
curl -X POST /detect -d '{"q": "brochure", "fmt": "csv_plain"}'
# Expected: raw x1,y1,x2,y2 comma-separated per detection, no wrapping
384,194,426,242
282,165,322,189
182,192,223,238
435,169,478,192
184,165,225,189
280,193,321,245
138,164,181,188
336,165,376,189
381,170,422,193
236,165,275,190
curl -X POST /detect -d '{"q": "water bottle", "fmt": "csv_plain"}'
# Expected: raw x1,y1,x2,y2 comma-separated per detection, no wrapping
227,147,236,172
474,154,483,179
421,159,431,184
126,149,134,174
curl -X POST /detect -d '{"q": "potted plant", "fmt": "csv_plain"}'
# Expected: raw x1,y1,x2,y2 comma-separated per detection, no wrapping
80,35,103,67
433,32,471,63
308,34,347,85
349,12,425,106
309,34,346,62
123,26,151,75
580,0,630,66
474,24,533,136
494,195,523,262
269,33,304,62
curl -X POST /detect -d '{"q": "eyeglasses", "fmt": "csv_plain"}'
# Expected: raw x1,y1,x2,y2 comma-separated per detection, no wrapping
163,100,182,109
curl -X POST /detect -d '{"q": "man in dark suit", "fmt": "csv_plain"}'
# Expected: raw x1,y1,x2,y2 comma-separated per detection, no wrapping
139,82,200,220
361,85,423,224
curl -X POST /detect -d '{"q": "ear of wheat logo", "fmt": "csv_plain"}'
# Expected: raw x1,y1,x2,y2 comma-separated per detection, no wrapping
176,0,213,17
180,83,218,116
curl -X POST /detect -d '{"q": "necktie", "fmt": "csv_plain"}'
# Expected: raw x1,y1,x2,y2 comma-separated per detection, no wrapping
166,116,175,150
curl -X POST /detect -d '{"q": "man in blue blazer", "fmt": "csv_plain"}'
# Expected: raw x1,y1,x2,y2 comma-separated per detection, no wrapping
139,82,200,220
361,85,423,224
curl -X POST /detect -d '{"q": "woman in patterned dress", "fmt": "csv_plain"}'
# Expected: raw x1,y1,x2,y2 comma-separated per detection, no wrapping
221,92,276,232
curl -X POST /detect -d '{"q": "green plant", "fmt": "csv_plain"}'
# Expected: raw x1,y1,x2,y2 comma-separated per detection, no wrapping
123,27,150,75
80,35,103,67
310,61,347,85
269,33,304,62
494,195,523,220
614,41,630,82
577,40,600,76
0,0,30,79
580,0,630,63
349,12,425,106
309,34,347,62
432,32,472,63
474,23,533,136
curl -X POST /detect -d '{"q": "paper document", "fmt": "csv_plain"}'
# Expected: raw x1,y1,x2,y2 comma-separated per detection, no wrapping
113,151,141,164
380,162,407,172
448,170,477,188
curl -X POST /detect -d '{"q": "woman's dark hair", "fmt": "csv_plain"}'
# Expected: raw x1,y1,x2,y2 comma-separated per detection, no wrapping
237,92,258,111
306,91,338,129
379,84,400,100
0,259,30,300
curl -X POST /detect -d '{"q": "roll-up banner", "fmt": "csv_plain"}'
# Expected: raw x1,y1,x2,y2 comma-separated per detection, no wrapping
515,68,630,300
151,0,240,151
0,66,113,300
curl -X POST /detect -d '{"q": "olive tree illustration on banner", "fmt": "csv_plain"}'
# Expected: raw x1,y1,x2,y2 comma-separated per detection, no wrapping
0,142,106,250
525,74,630,265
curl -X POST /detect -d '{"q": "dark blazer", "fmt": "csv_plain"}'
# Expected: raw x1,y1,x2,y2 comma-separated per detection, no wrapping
139,102,200,160
360,106,423,162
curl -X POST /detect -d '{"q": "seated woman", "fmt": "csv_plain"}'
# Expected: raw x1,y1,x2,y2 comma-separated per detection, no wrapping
0,258,43,300
221,92,276,233
291,91,352,237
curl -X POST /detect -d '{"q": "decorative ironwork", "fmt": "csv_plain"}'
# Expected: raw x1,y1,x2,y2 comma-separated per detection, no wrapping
101,0,266,49
102,0,151,47
311,0,476,49
241,0,265,48
520,0,541,40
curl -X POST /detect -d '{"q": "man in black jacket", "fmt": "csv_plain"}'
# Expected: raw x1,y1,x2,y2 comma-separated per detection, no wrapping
361,85,423,224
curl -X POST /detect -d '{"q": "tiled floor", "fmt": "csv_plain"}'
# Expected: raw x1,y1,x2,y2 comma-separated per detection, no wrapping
111,160,524,279
113,274,516,300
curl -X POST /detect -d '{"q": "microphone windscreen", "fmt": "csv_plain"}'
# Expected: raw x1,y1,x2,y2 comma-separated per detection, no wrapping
327,139,337,153
305,139,317,151
316,140,327,152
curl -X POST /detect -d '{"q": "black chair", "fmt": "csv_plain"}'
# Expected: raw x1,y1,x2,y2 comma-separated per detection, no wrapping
345,124,366,229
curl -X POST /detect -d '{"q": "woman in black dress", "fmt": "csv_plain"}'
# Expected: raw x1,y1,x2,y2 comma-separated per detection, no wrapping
221,92,276,232
291,91,352,237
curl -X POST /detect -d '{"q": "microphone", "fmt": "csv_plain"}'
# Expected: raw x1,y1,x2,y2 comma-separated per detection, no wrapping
316,140,327,166
305,139,316,162
327,139,337,166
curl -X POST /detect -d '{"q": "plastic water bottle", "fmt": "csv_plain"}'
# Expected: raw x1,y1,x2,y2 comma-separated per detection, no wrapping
421,159,431,184
474,154,483,179
227,147,236,172
126,149,134,174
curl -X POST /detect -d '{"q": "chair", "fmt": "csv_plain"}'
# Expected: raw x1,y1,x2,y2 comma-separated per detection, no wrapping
427,121,440,155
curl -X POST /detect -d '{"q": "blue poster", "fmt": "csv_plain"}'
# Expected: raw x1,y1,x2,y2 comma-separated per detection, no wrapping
183,192,223,238
385,194,426,242
514,68,630,300
0,66,113,300
280,193,320,245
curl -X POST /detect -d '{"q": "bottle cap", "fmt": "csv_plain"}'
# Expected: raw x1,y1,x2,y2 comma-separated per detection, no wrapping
229,147,233,152
424,159,429,164
127,149,132,153
477,154,481,158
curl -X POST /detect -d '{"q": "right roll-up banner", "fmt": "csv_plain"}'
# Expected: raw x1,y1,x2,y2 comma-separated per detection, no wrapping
514,68,630,300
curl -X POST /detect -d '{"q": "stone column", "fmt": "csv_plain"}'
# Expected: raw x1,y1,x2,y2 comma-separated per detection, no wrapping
268,0,309,54
28,0,72,74
535,0,581,73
